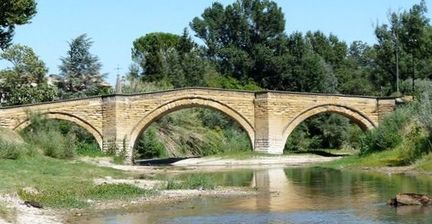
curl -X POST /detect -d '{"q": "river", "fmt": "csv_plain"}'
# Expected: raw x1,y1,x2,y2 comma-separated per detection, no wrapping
75,167,432,224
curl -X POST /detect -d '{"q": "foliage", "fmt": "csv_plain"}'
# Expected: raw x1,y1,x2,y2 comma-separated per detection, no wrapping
165,174,216,190
134,108,252,159
373,0,432,95
191,0,286,85
0,0,37,49
0,140,25,160
58,34,109,98
135,127,167,159
20,113,102,159
360,105,413,154
0,44,57,106
285,113,362,152
131,30,214,88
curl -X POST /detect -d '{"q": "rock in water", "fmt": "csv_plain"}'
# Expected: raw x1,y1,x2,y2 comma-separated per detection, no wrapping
389,193,432,206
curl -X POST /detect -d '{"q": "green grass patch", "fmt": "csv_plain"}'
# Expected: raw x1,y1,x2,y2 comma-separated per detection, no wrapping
319,148,417,169
75,143,106,157
165,174,217,190
415,153,432,171
0,155,155,208
18,183,156,208
86,183,156,200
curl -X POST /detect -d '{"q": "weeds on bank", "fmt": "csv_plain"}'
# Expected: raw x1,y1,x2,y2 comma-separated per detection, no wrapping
415,154,432,171
165,174,217,190
18,183,157,208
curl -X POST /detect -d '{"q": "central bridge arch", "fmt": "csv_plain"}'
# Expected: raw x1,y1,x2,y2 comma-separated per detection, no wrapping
128,97,256,154
281,104,377,147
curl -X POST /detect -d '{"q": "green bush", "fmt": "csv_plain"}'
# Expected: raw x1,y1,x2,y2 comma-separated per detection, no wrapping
25,130,76,159
360,105,412,154
0,140,24,160
20,113,104,159
135,127,167,159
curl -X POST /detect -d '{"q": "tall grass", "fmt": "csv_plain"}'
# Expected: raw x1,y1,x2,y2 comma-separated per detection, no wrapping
20,113,104,159
0,140,25,160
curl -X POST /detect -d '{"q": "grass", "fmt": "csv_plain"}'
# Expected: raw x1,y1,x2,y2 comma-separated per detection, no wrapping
165,174,217,190
414,153,432,171
0,155,157,209
319,148,432,172
75,143,106,157
18,183,157,208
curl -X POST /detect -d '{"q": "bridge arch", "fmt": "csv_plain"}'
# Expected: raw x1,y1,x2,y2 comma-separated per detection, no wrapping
14,112,103,149
281,104,376,147
128,97,255,155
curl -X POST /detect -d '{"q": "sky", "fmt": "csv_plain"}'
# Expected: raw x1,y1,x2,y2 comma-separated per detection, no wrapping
1,0,431,85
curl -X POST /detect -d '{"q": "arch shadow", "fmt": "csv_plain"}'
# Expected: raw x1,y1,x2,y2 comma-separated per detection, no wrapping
281,104,376,147
14,112,103,149
128,97,255,156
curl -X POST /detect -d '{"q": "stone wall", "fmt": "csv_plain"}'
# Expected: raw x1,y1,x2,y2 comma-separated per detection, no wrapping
0,88,398,164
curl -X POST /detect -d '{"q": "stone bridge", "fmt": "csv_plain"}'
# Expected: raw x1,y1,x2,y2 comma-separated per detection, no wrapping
0,88,397,163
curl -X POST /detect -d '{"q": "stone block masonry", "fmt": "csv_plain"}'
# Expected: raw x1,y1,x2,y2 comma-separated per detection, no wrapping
0,88,397,164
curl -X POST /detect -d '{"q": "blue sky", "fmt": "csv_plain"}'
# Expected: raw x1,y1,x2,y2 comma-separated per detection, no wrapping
1,0,431,85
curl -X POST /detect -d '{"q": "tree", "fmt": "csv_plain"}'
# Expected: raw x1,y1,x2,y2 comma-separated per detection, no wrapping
373,1,432,95
0,0,37,49
190,0,286,87
131,30,217,88
0,44,56,105
58,34,108,98
132,32,180,81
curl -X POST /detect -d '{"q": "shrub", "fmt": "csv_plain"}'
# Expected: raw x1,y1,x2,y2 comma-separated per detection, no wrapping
0,140,23,160
135,127,167,159
24,129,76,159
360,105,412,154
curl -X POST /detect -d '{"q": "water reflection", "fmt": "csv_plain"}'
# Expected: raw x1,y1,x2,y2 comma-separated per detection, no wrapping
75,167,432,224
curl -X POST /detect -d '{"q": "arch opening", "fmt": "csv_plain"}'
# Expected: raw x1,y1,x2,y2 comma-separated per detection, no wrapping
129,98,255,162
15,112,103,151
282,105,376,154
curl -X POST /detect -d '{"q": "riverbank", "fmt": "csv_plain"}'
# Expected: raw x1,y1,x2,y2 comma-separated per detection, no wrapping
317,149,432,175
0,153,341,223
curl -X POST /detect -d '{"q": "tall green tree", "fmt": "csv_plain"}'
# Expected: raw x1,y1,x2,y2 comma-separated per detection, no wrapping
0,0,37,49
58,34,108,98
131,30,217,88
132,32,180,81
373,0,432,95
190,0,286,87
0,44,56,105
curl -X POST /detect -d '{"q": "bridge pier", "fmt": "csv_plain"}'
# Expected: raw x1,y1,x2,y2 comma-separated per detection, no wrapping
253,92,285,154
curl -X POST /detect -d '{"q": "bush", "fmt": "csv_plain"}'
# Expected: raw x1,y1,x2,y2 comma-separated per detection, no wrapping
26,130,76,159
360,105,412,154
20,113,105,159
0,140,24,160
135,127,167,159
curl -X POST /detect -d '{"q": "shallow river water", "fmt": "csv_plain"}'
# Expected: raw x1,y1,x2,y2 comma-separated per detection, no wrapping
75,167,432,224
